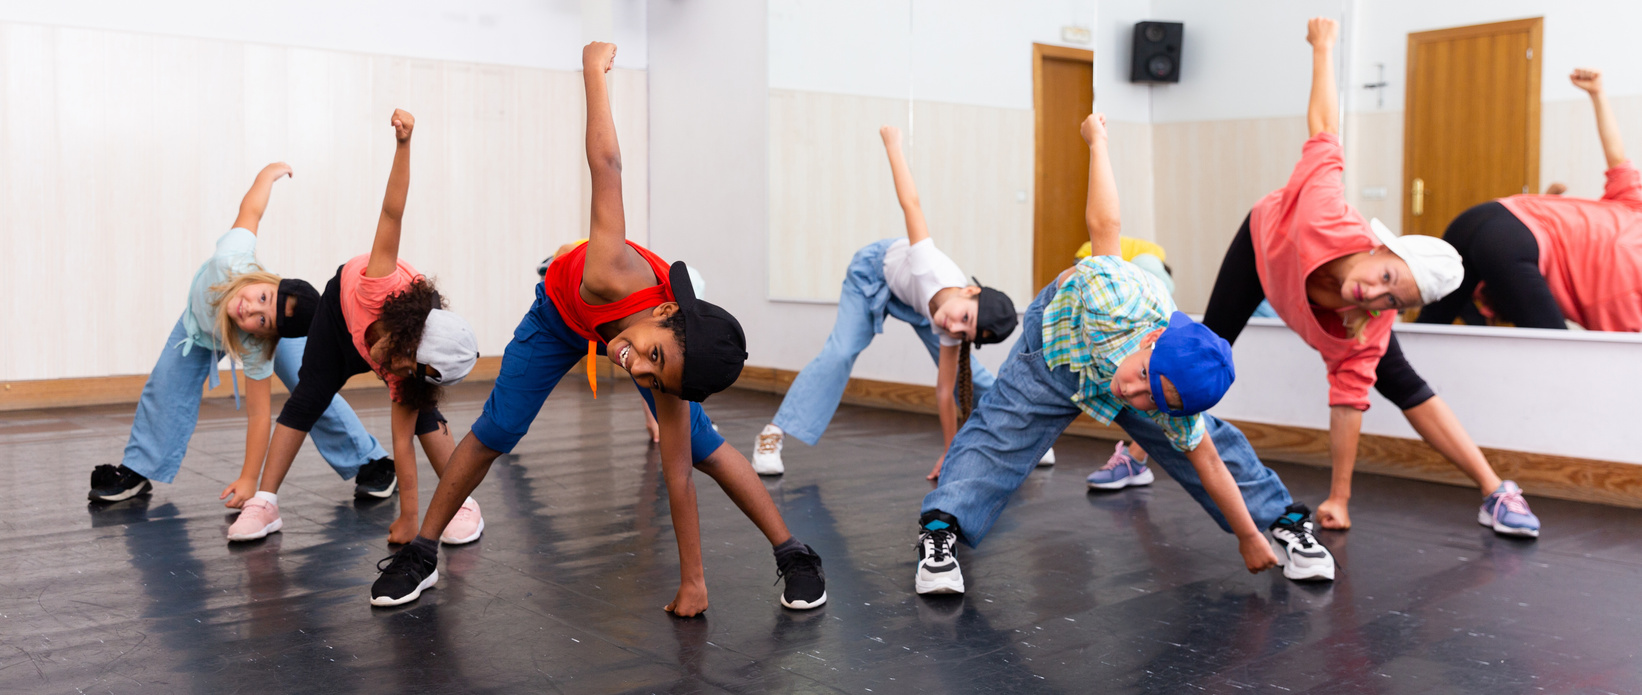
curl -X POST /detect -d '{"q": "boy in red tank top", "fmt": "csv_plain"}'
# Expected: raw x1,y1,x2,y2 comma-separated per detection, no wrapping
369,42,827,614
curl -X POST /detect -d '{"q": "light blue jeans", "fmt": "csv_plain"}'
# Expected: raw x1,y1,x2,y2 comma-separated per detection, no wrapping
773,239,997,445
922,282,1293,546
121,317,389,484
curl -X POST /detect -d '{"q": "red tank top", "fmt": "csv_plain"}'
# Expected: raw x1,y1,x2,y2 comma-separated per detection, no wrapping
544,240,675,343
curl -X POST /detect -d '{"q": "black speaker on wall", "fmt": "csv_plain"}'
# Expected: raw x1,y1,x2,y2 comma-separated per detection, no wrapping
1130,21,1183,83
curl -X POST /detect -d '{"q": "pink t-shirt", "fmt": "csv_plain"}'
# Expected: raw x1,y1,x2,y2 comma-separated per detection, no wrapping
338,253,423,401
1496,162,1642,332
1250,132,1396,411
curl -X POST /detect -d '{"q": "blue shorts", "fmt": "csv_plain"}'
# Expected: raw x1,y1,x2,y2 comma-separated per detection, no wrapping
470,283,726,461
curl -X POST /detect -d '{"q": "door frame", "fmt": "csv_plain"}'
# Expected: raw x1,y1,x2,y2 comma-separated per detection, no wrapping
1033,42,1095,288
1401,17,1542,236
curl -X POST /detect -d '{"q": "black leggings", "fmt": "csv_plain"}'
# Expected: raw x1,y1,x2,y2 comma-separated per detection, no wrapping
1414,201,1566,329
1201,214,1436,410
276,267,446,436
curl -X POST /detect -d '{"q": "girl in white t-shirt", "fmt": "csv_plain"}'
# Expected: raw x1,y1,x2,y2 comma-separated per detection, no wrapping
754,126,1035,480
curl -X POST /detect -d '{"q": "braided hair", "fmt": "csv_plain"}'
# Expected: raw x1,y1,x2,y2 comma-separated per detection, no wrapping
956,339,974,425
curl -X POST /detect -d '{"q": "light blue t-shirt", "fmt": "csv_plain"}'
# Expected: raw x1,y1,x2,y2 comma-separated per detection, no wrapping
179,228,275,380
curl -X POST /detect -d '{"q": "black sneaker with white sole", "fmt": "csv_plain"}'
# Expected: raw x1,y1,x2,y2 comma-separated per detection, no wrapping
370,544,439,606
1268,503,1335,582
915,511,965,594
774,541,827,609
88,464,152,502
354,457,397,499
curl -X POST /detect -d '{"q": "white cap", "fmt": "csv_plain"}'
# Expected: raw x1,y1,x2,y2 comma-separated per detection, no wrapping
416,309,479,385
1369,218,1463,306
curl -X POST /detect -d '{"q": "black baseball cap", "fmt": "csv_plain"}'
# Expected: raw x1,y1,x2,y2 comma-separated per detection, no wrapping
669,261,748,402
971,277,1018,347
276,279,321,339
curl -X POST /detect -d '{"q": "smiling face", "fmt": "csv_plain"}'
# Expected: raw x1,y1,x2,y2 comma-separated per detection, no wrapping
231,282,280,338
1340,248,1422,312
607,304,687,396
932,288,981,341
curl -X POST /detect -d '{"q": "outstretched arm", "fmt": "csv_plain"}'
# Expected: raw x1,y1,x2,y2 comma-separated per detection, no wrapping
1080,113,1122,257
367,109,415,279
233,163,294,234
1572,68,1626,169
881,126,931,245
1306,17,1340,138
580,41,635,283
1183,436,1280,574
219,377,273,508
655,394,708,616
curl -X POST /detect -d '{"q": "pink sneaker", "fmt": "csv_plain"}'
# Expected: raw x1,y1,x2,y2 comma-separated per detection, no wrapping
227,498,283,541
439,497,484,545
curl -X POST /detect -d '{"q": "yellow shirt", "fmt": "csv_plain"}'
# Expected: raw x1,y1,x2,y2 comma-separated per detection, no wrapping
1075,237,1167,263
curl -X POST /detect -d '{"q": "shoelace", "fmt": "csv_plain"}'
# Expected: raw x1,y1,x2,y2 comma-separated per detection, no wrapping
91,464,119,486
919,529,954,563
756,433,781,455
1280,514,1318,550
1100,445,1134,472
774,549,822,585
1493,487,1531,520
376,549,430,575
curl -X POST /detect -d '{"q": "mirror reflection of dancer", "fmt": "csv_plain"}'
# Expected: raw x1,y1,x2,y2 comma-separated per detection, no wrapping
235,109,483,545
369,43,827,615
913,111,1340,599
754,126,1034,481
88,164,394,506
1200,18,1539,537
1419,68,1642,332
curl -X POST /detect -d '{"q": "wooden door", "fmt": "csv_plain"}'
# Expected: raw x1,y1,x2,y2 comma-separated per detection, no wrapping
1403,18,1541,237
1033,43,1094,290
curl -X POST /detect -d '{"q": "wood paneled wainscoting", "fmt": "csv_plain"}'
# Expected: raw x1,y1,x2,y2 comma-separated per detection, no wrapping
733,366,1642,509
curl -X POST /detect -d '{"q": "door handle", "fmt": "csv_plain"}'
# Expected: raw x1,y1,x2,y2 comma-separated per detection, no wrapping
1411,178,1425,216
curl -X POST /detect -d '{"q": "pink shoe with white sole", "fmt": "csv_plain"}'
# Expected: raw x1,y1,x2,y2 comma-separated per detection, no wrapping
439,497,484,545
227,498,283,541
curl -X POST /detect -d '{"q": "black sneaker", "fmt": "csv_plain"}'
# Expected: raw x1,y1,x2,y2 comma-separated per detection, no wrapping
88,464,152,502
915,512,964,595
354,457,397,499
1269,503,1336,582
774,542,827,610
370,544,439,606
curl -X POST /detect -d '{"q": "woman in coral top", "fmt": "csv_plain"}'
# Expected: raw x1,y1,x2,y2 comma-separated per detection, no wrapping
1199,18,1541,538
1419,68,1642,332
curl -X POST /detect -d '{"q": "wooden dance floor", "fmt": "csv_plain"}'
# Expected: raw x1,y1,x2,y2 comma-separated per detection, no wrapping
2,379,1640,693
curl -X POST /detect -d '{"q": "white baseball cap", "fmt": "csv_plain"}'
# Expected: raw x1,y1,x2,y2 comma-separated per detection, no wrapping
1369,218,1463,306
415,309,479,385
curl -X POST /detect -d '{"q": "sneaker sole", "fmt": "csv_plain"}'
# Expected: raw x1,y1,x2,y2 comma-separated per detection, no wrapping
1282,562,1336,582
1477,509,1539,538
1087,467,1155,490
370,569,439,607
781,590,827,610
89,480,152,502
915,573,965,595
355,479,398,500
752,458,784,476
1037,449,1057,467
227,516,283,542
440,517,485,545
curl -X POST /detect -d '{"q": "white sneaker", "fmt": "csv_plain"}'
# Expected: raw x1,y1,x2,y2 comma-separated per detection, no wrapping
1269,503,1335,582
1037,447,1057,467
753,424,785,476
914,527,965,594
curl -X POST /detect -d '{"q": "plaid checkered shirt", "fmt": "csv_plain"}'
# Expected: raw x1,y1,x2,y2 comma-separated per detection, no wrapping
1040,255,1206,452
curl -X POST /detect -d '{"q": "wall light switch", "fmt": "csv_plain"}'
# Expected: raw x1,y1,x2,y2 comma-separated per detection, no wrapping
1362,186,1388,201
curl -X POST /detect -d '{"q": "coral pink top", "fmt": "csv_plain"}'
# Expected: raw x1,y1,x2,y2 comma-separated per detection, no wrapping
1497,162,1642,332
544,240,675,343
1250,133,1396,411
339,254,422,401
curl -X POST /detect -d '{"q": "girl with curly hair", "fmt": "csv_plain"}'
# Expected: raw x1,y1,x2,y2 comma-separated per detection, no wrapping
88,163,393,508
230,109,483,548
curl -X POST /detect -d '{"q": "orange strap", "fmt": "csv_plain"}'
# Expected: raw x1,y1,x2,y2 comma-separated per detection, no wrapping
587,340,598,398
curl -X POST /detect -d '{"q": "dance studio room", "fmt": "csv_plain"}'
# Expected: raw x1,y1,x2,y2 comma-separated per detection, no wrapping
2,0,1639,692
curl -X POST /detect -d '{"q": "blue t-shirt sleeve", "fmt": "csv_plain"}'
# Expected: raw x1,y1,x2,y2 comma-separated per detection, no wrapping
238,342,276,381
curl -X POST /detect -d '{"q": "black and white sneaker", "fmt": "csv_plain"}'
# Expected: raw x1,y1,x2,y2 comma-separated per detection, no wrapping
354,457,397,499
915,515,965,594
370,544,439,606
88,464,152,502
774,542,827,609
1269,503,1335,582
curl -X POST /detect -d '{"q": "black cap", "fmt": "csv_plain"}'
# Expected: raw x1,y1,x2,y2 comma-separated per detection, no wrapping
276,278,321,339
971,277,1017,347
669,261,747,402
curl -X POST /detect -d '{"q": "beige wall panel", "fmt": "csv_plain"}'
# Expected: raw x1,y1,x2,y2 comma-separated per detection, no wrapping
1106,120,1157,244
1540,94,1642,198
0,22,645,382
1344,111,1404,229
1151,116,1309,313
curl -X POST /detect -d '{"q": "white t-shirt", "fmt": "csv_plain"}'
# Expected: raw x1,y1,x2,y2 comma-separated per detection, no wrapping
882,238,969,346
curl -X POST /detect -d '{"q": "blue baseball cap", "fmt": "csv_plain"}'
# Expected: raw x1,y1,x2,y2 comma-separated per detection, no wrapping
1148,312,1235,416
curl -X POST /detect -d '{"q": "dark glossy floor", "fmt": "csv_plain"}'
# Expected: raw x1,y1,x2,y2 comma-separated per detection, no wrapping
2,380,1640,694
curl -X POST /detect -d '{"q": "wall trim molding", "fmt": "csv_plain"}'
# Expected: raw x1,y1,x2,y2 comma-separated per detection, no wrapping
732,366,1642,509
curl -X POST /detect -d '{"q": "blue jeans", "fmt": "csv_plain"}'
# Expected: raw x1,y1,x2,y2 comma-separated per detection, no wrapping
121,317,389,484
773,239,997,445
922,282,1293,546
470,283,726,460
